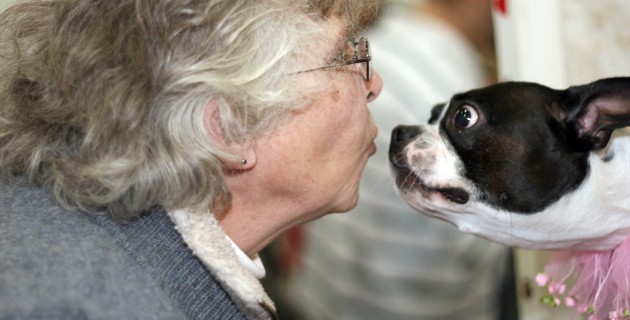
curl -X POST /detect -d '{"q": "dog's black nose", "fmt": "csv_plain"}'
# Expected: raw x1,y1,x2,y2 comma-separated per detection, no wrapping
390,125,422,150
389,125,422,168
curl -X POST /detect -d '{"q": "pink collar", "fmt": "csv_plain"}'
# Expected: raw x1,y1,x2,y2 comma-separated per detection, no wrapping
536,236,630,320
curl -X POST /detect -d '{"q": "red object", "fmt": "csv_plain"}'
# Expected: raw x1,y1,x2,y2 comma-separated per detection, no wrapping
278,227,304,274
493,0,507,15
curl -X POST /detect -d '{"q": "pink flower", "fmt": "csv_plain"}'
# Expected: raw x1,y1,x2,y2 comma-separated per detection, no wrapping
546,282,567,295
577,305,589,313
535,273,549,287
565,297,576,307
609,310,621,319
557,284,566,294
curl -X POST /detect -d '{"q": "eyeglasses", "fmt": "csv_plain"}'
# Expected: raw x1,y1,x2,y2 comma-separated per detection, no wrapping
293,37,371,82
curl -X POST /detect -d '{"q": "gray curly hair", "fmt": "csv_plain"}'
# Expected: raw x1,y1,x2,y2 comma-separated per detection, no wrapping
0,0,383,218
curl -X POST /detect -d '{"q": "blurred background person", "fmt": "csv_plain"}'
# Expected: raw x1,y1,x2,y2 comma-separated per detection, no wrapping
263,0,517,319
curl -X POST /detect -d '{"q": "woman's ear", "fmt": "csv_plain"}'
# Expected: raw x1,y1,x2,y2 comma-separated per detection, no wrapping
204,102,257,170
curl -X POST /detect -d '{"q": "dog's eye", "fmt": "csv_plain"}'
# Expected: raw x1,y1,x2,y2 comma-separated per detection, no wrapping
453,105,479,129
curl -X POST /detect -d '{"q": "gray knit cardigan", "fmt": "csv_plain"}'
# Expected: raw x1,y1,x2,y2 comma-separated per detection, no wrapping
0,181,276,319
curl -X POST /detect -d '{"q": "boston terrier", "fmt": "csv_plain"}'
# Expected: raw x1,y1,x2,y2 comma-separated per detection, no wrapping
388,77,630,250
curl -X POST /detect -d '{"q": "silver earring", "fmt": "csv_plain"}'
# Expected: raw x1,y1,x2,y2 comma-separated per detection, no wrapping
241,159,248,166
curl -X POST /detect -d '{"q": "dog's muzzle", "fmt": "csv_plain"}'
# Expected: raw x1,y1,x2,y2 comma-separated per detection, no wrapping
388,125,470,205
389,125,422,169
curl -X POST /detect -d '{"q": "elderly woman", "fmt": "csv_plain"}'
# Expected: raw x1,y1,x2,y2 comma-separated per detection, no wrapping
0,0,383,319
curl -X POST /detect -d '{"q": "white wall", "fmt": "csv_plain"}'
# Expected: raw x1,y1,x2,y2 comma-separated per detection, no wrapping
494,0,630,88
493,0,566,88
561,1,630,85
0,0,15,13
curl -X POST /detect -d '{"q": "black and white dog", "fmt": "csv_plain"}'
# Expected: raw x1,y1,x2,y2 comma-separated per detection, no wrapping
389,77,630,250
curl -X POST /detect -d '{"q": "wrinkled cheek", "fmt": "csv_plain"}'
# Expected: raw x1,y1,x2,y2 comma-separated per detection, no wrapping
331,89,341,102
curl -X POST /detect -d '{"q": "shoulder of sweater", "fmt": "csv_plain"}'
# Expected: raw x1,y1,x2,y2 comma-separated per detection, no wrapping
0,182,185,319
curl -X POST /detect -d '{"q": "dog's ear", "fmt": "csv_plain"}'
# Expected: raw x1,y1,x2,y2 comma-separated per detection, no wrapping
428,103,446,124
564,77,630,150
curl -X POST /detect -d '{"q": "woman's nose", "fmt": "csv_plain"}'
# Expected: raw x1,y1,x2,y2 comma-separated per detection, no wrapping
366,69,382,102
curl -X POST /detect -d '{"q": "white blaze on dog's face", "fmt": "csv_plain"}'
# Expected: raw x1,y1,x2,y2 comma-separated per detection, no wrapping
397,120,469,202
389,78,630,250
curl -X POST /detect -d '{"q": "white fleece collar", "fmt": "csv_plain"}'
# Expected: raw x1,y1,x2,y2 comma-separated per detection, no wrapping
226,236,266,279
167,208,275,319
